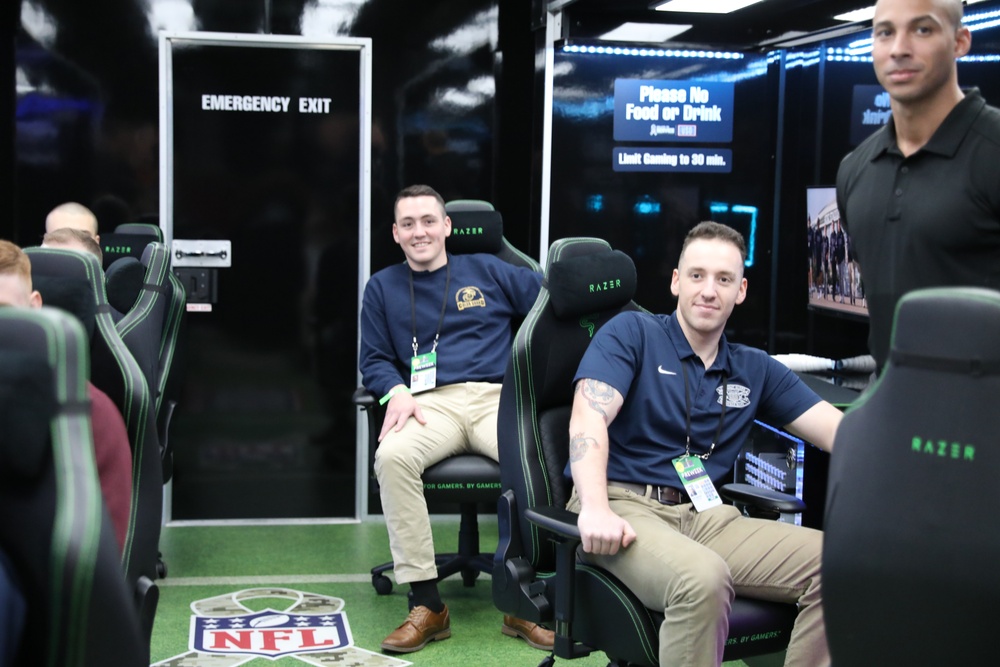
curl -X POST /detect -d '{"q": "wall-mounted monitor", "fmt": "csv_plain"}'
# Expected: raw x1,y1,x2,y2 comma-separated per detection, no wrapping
806,186,867,319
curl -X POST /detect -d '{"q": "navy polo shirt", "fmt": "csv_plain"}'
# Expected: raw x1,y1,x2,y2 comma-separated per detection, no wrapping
837,88,1000,370
572,311,821,487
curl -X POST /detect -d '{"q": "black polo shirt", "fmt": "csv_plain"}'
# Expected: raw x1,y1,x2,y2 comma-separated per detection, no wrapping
836,88,1000,370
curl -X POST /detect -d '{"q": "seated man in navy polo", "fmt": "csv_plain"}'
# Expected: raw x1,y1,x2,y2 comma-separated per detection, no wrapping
567,221,843,667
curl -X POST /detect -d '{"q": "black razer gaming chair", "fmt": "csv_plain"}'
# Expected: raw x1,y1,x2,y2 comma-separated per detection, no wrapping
107,223,187,483
493,237,800,666
358,200,542,595
111,242,171,412
0,307,146,666
110,223,187,415
24,247,161,644
445,199,541,271
824,286,1000,665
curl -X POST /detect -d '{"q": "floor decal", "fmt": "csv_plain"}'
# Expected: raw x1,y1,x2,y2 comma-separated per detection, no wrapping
152,587,411,667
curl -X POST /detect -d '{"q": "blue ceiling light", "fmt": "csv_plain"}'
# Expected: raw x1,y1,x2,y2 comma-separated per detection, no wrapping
709,202,758,267
633,196,661,216
562,44,743,60
586,194,604,213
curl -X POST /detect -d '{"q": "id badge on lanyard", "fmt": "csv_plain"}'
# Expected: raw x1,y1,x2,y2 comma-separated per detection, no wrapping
408,262,449,396
674,364,727,511
671,455,722,511
410,351,437,393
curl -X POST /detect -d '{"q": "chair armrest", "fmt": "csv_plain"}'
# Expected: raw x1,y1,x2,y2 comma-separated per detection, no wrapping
352,387,375,409
524,506,581,541
720,483,806,514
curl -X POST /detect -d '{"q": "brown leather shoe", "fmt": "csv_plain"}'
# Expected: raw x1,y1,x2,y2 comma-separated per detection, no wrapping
380,605,451,653
502,614,554,651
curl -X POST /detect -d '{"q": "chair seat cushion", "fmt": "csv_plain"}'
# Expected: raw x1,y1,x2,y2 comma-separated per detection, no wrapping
570,564,796,666
422,454,501,504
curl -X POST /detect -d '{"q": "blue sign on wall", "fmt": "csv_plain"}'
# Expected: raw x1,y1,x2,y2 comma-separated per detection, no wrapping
613,79,734,143
850,84,892,146
612,147,733,173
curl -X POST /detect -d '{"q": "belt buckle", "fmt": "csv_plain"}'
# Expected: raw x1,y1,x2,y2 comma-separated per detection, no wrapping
656,485,665,504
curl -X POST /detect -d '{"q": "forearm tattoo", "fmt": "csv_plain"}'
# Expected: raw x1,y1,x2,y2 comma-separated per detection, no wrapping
577,379,617,423
569,431,598,463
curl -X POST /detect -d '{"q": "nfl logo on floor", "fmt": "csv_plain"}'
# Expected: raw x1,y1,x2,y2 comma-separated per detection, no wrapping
192,608,351,658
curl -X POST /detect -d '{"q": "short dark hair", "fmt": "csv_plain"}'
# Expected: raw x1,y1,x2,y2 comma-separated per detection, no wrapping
681,221,747,263
394,184,446,218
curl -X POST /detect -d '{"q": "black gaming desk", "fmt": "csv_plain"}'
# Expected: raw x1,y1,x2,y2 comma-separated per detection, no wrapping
736,372,864,529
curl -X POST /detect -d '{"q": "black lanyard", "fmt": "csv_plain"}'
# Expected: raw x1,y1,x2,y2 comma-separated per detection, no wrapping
408,261,450,358
680,362,728,460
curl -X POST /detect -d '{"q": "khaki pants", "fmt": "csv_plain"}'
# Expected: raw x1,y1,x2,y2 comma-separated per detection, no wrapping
374,382,501,585
567,485,828,667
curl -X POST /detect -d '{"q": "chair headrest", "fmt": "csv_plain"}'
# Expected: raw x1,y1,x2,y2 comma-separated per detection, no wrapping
545,249,637,320
105,257,145,315
446,209,504,255
445,199,494,213
98,232,149,270
890,287,1000,373
0,351,57,480
115,223,163,243
26,249,100,341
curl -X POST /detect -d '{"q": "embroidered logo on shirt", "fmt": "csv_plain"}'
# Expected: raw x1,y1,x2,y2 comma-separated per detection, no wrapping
657,365,677,375
456,286,486,311
719,384,751,408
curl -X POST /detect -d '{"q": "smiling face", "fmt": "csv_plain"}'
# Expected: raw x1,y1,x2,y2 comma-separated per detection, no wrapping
670,237,747,341
871,0,970,109
392,195,452,272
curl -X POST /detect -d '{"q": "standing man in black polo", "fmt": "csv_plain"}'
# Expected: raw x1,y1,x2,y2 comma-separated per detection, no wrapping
836,0,1000,371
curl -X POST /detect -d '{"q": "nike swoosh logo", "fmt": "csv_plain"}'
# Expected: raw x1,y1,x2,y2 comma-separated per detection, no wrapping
657,365,677,375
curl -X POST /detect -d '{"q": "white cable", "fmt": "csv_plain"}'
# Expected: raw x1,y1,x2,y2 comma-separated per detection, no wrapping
771,353,836,372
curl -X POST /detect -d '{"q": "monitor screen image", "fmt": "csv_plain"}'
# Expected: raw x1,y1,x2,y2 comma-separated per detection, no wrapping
806,186,867,318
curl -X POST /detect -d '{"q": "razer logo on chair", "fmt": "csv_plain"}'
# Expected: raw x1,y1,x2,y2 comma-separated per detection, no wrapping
452,226,483,235
912,437,975,462
589,279,622,292
580,316,596,338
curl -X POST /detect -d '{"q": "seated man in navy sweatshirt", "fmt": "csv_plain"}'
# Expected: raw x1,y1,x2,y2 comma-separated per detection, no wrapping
359,184,549,654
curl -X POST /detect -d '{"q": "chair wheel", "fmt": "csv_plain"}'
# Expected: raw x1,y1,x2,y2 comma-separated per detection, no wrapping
537,657,554,667
461,568,480,587
156,557,168,579
372,573,393,595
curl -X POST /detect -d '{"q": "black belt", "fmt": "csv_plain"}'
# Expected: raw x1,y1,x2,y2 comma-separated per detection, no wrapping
608,481,689,506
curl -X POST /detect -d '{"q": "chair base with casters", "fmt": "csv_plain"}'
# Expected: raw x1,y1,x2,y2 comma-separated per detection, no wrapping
370,455,499,594
354,389,503,595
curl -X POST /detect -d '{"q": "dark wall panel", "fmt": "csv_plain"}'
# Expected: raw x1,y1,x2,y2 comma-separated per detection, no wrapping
548,48,779,348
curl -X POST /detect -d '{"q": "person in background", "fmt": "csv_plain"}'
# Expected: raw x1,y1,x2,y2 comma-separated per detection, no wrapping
45,202,100,243
837,0,1000,371
41,228,104,266
359,185,549,654
0,240,132,552
568,222,843,667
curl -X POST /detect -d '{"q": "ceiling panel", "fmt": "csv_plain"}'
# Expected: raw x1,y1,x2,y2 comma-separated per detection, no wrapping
558,0,877,49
